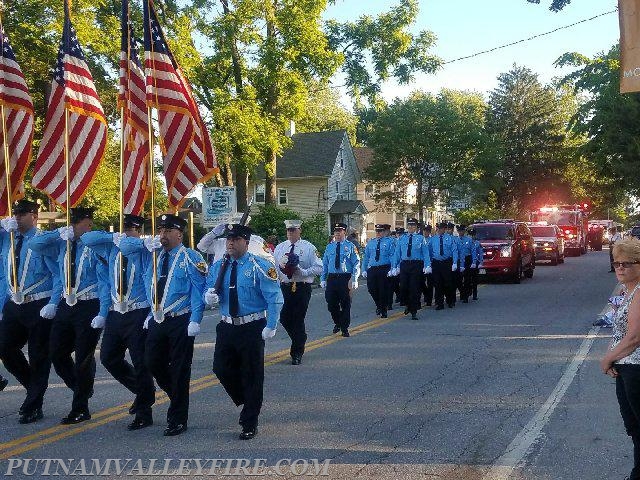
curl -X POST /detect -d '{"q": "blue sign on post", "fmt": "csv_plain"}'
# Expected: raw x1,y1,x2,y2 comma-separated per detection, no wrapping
201,186,237,227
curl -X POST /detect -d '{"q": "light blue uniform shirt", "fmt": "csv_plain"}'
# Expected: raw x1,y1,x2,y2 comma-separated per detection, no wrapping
393,233,429,267
28,230,110,315
458,235,474,258
321,240,360,282
363,236,394,269
206,252,284,330
81,231,149,310
472,239,484,266
427,233,459,264
0,227,58,309
120,238,206,324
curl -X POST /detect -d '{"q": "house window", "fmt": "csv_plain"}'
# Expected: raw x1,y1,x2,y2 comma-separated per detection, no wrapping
335,181,340,194
339,148,344,169
367,222,374,231
255,184,265,203
278,188,288,205
365,184,376,200
346,183,351,200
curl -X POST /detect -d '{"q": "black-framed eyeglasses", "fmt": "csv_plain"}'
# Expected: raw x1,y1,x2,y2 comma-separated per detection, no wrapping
612,261,640,269
286,228,298,232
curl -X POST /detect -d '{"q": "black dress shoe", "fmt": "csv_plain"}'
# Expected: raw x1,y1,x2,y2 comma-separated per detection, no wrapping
381,312,388,318
0,377,8,391
376,307,381,315
291,356,301,365
332,325,340,334
447,303,454,308
411,314,418,320
404,307,410,315
462,298,468,303
19,408,43,424
341,329,350,337
387,305,393,310
128,400,137,415
61,411,91,425
435,305,444,310
128,417,153,431
472,296,478,300
163,423,187,436
239,427,257,440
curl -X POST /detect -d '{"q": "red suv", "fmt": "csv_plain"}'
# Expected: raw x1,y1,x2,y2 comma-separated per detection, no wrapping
470,220,536,283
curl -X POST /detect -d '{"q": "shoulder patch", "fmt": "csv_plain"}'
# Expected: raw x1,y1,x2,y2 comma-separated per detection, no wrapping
195,261,208,275
267,267,278,280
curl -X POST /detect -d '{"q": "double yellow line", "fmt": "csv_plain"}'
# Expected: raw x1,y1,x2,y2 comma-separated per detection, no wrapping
0,312,403,459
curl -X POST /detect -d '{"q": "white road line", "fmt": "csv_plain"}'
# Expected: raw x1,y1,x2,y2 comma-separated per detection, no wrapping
481,325,602,480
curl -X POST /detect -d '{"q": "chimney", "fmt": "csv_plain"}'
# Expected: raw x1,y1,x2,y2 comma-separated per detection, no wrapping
285,120,296,137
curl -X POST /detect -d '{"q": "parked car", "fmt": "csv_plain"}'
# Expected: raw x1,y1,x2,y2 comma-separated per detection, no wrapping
470,220,536,283
631,225,640,240
526,223,565,265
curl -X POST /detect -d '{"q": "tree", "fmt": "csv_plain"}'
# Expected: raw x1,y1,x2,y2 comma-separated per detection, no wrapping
366,89,489,222
555,45,636,216
525,0,571,12
486,65,578,213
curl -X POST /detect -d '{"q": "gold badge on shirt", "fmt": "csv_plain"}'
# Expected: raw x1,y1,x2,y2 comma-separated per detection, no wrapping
267,267,278,280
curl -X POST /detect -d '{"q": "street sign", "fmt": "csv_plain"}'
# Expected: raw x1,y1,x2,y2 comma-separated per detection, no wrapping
201,186,237,227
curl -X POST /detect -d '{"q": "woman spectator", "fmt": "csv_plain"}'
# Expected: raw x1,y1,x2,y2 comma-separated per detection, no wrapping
601,237,640,480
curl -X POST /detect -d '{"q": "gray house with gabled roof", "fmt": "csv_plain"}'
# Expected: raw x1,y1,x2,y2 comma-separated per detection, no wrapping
249,129,368,234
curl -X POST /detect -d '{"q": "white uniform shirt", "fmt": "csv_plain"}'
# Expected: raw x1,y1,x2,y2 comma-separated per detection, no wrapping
273,239,323,284
197,233,274,264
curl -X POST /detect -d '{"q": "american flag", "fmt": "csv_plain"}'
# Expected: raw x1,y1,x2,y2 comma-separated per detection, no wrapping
119,0,150,215
32,0,107,209
143,0,217,209
0,22,34,216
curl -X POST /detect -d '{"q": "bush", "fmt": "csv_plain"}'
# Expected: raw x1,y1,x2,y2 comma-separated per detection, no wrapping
249,204,301,243
302,213,330,255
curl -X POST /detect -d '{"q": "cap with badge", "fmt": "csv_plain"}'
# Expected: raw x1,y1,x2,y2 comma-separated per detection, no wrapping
467,227,476,235
407,218,418,225
458,224,467,232
333,222,347,231
446,222,454,229
424,224,433,232
437,222,448,229
284,219,302,230
71,207,94,223
374,224,385,231
124,214,145,229
395,227,405,235
225,224,253,240
156,214,187,232
13,199,39,215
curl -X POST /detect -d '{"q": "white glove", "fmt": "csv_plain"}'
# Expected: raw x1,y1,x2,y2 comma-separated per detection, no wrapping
362,270,367,279
452,264,458,272
143,235,162,252
470,263,477,269
423,266,432,275
143,314,151,330
40,303,57,319
90,315,106,329
204,288,219,306
213,223,226,236
113,232,127,247
350,280,359,290
187,321,200,336
58,226,74,241
261,327,277,340
1,217,18,232
320,281,326,289
460,266,465,273
478,263,483,269
392,267,400,277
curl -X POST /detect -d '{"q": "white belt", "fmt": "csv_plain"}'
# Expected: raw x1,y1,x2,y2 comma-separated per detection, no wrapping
67,291,98,302
12,290,52,304
111,301,150,313
221,311,266,325
165,307,191,318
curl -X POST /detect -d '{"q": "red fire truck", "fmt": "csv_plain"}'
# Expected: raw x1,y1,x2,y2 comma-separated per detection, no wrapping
529,204,589,256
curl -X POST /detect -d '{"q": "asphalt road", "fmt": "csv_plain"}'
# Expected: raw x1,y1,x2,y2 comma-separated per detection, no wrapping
0,249,626,479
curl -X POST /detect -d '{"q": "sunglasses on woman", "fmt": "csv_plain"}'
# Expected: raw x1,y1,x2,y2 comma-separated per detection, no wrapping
612,261,640,269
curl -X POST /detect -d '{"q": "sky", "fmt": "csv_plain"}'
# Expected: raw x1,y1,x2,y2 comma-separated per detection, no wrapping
323,0,620,102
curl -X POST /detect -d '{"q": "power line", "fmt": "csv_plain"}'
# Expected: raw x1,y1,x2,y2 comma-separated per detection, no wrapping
443,9,618,65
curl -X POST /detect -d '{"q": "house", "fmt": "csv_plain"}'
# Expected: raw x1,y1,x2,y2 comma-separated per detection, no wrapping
249,130,368,234
353,146,454,241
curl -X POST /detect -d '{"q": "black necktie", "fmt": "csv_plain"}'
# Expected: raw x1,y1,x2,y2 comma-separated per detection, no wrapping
375,238,381,261
229,260,239,317
70,240,77,288
157,251,170,300
289,242,295,256
439,235,444,256
335,242,341,269
14,234,23,276
407,234,413,257
118,255,129,296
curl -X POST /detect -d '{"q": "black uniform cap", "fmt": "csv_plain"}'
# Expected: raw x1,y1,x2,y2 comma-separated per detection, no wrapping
333,222,347,231
124,214,145,229
467,227,477,235
71,207,94,223
424,224,433,232
156,214,187,232
383,224,392,230
395,227,405,234
446,222,455,229
407,218,418,225
13,199,39,214
374,224,385,231
225,224,252,240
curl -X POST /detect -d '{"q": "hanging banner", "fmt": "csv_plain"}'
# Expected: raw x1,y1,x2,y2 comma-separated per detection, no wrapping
201,186,237,227
620,0,640,93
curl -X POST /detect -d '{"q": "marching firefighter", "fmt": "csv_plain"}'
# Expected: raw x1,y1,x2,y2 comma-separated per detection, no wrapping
273,220,323,365
427,222,459,310
362,224,394,318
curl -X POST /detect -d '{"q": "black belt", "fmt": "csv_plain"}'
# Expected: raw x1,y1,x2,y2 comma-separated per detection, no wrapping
327,273,351,278
369,264,390,269
432,258,453,263
401,259,423,263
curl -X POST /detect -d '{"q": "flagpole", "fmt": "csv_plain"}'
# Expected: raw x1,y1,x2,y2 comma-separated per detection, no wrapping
147,106,157,313
0,104,18,295
64,108,72,297
118,106,125,303
189,211,194,249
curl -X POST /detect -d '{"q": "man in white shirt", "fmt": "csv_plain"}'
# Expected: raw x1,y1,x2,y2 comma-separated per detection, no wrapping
610,227,623,272
273,220,323,365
